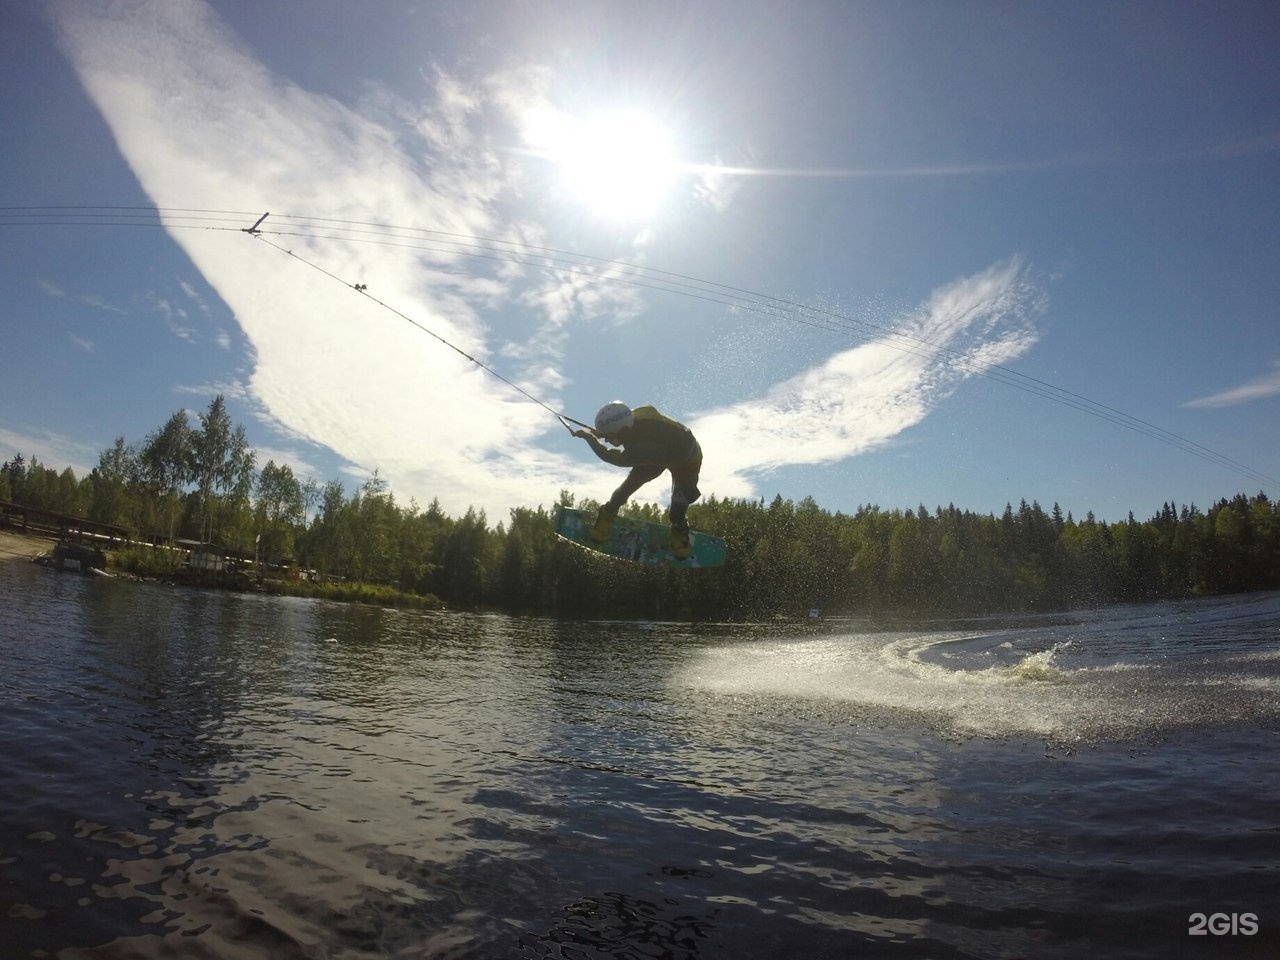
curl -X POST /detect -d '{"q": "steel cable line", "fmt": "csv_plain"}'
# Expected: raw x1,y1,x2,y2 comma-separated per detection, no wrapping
246,218,1276,487
255,224,1265,478
234,213,1277,485
248,231,595,432
2,204,1274,486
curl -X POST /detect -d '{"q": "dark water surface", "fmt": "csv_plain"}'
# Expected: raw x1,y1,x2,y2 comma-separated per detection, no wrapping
2,560,1278,958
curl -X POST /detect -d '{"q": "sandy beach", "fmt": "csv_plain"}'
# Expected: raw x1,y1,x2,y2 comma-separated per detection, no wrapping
0,529,57,562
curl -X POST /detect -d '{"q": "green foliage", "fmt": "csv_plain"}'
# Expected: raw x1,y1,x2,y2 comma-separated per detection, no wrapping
254,459,305,562
110,545,187,578
6,409,1280,620
1,454,84,516
140,410,193,540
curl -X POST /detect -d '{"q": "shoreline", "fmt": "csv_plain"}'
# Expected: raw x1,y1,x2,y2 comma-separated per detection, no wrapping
1,528,444,609
0,528,57,562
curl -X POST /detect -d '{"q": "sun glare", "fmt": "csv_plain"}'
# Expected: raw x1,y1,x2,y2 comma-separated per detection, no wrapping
524,107,681,221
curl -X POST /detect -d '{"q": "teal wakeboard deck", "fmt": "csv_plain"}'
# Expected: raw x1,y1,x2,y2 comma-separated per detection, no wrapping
553,507,727,568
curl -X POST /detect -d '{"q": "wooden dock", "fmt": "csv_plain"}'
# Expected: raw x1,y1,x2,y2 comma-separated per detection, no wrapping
0,498,130,546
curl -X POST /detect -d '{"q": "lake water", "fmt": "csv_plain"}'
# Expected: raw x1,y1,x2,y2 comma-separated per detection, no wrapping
1,559,1277,959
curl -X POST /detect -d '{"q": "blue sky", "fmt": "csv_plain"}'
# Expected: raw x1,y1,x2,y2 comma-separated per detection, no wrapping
2,0,1277,523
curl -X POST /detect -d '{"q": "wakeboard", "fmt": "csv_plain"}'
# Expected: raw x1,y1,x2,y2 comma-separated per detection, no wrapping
553,507,727,568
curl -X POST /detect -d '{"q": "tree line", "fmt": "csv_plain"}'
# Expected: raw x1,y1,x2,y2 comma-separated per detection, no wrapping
3,394,1278,618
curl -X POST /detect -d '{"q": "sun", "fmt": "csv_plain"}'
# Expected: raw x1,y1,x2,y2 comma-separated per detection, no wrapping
523,107,682,221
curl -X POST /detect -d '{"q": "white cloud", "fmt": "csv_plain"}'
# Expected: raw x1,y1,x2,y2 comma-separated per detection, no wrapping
250,445,321,486
173,378,251,403
50,0,614,517
50,0,1044,518
36,278,66,299
692,259,1043,498
1183,360,1280,409
144,292,197,342
36,276,126,314
0,423,100,476
179,279,212,316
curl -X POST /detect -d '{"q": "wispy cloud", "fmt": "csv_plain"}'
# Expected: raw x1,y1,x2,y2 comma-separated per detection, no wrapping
0,422,100,476
1208,129,1280,159
50,0,1045,516
36,277,65,299
178,279,212,315
1183,360,1280,409
36,276,126,314
252,444,321,485
694,126,1280,183
693,259,1043,497
144,292,198,342
68,332,95,353
50,0,621,515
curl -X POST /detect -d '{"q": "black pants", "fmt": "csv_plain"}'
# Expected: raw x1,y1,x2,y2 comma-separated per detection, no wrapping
607,456,702,527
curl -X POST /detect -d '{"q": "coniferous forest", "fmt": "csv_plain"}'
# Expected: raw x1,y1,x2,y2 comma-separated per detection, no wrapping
3,395,1278,620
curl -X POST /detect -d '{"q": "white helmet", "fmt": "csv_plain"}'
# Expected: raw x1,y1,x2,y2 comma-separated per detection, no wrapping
594,401,634,436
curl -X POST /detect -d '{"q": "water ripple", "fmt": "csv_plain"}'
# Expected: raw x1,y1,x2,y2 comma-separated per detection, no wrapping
2,564,1278,958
